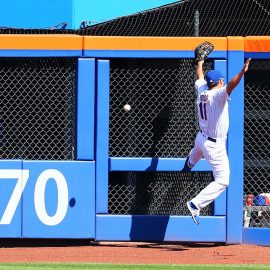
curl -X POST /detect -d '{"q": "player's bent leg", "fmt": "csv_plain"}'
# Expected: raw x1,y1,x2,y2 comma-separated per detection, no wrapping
192,140,230,210
193,139,230,209
191,180,228,210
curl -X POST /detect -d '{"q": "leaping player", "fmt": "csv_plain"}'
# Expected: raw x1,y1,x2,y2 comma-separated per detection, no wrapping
183,57,251,224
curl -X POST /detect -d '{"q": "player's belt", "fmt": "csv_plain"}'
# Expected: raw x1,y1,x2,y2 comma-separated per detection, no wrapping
200,130,216,143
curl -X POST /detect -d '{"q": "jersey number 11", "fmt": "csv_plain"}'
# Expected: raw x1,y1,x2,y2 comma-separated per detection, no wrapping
199,102,207,120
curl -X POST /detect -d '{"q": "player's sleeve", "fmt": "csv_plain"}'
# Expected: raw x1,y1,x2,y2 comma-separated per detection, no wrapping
195,79,208,93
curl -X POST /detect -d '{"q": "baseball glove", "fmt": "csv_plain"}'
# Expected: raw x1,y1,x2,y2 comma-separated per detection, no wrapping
194,41,214,63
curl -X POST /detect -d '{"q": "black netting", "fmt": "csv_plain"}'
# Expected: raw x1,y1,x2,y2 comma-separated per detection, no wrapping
0,58,76,160
244,59,270,228
109,171,213,215
109,58,212,157
77,0,270,37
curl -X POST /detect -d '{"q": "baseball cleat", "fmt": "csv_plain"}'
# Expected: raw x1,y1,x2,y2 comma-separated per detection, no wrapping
187,201,200,225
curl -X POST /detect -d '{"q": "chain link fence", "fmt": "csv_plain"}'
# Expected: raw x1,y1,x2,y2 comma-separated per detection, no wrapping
0,57,76,160
109,58,213,157
109,58,214,215
244,59,270,228
109,171,213,216
78,0,270,37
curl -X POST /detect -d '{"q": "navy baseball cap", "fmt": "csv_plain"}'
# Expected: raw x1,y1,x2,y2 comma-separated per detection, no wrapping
205,70,224,85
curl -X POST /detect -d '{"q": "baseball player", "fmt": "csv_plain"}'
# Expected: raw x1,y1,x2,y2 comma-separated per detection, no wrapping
183,58,251,224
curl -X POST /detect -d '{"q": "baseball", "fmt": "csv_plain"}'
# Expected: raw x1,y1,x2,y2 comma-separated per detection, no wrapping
123,104,131,112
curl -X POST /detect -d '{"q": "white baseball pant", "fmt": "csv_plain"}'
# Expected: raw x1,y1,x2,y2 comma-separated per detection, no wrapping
188,131,230,210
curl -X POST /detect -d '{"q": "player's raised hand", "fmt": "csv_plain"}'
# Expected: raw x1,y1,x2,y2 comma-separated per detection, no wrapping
243,58,251,73
226,58,251,94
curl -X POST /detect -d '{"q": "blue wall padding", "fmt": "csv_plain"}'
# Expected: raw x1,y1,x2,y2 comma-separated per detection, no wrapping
96,215,226,242
22,161,95,238
0,160,23,237
84,50,227,59
243,228,270,246
76,58,95,160
227,50,245,244
95,60,110,214
109,157,211,171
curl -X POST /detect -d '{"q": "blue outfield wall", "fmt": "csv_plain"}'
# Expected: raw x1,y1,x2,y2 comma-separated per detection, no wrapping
96,215,226,242
76,58,95,160
96,57,228,243
0,160,23,237
0,36,269,245
227,45,245,243
22,161,95,238
83,50,227,59
95,60,110,214
0,160,95,239
243,228,270,246
91,42,269,244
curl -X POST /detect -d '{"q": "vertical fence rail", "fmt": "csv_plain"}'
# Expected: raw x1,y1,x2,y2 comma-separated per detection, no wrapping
96,60,110,214
227,37,245,244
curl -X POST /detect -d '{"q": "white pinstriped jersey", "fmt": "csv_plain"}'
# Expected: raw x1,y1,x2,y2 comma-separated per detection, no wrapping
195,79,230,139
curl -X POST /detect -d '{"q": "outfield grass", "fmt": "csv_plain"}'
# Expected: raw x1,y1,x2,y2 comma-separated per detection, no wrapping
0,264,269,270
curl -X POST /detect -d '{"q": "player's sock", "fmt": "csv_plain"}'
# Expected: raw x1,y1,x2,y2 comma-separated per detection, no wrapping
190,201,199,210
187,201,200,225
182,157,192,172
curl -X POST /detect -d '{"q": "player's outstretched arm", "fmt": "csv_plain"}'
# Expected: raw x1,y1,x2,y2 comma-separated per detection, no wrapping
226,58,251,95
196,60,204,80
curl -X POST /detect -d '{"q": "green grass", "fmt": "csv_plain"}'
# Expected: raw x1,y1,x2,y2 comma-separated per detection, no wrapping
0,264,269,270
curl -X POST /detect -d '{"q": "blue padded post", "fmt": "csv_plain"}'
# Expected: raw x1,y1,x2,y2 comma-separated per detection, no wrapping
76,58,95,160
96,60,110,213
227,37,244,244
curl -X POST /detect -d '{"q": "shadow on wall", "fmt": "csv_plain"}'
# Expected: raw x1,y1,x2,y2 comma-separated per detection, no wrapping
130,215,170,241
